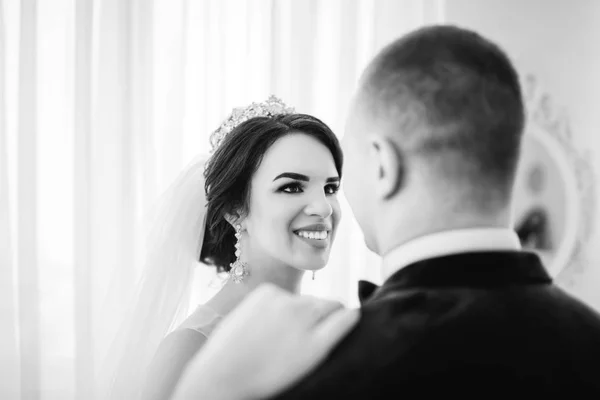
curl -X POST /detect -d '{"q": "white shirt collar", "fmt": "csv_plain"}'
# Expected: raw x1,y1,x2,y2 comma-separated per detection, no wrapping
381,228,522,281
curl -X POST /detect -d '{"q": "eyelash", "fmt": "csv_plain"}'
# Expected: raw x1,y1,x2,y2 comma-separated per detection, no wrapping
279,182,340,195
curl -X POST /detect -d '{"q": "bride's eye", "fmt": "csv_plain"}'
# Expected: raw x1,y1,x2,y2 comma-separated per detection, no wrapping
280,182,304,194
325,184,340,195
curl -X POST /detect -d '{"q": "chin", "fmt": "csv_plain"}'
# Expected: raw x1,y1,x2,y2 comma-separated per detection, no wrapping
363,233,379,255
294,256,329,272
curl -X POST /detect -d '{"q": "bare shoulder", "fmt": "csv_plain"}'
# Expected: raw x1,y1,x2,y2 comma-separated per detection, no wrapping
157,328,209,357
141,329,209,400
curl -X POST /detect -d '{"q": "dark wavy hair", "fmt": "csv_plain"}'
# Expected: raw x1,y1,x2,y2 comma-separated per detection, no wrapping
200,113,343,273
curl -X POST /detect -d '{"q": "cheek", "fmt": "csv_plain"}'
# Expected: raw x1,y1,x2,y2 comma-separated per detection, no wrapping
250,197,302,247
343,168,364,212
331,197,342,227
343,151,365,198
344,168,374,229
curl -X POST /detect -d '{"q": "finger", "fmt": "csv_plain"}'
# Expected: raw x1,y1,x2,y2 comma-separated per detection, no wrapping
312,308,360,354
276,309,360,393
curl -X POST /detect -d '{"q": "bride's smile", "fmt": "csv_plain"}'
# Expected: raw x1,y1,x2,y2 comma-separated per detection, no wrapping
242,133,341,271
111,107,345,399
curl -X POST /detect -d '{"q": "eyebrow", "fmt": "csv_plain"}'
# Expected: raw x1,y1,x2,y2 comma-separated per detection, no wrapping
273,172,340,183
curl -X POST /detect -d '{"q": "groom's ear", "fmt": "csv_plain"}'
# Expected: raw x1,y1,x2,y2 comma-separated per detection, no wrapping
369,136,403,200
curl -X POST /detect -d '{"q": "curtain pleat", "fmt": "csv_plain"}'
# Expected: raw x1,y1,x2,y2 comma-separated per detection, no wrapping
73,0,93,398
17,0,40,398
0,0,21,398
0,1,438,397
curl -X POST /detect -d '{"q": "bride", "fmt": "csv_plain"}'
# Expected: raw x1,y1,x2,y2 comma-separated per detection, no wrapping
99,96,344,399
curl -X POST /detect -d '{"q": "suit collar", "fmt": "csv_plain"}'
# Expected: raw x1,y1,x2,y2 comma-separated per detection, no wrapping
381,228,522,281
361,251,552,304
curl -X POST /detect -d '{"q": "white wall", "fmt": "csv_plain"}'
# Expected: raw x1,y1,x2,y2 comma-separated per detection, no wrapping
444,0,600,308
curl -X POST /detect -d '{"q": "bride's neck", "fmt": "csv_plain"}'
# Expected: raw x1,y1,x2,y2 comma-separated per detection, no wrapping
205,262,304,316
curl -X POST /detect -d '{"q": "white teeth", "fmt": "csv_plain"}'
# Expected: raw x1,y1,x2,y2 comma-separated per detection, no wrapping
296,230,328,240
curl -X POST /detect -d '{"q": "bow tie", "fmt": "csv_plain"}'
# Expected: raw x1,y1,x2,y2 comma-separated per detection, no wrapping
358,280,380,304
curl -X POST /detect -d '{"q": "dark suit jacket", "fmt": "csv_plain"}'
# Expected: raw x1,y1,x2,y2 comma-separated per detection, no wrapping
271,251,600,398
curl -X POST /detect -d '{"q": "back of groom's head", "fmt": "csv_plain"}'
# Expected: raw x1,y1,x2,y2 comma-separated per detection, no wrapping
355,24,524,207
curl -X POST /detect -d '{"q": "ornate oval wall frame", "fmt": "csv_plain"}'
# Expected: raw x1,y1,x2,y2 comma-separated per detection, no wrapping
512,73,596,281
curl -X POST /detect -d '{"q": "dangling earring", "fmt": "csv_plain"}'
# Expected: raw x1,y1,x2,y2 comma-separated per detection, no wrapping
312,271,316,280
229,224,249,283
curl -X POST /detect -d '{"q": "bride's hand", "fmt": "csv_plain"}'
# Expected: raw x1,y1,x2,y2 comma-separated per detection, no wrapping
173,283,359,400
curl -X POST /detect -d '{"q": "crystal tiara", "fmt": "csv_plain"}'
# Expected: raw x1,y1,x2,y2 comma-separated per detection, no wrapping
209,95,296,153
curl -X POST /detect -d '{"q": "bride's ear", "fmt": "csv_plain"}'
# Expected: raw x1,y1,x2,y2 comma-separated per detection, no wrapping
225,210,246,230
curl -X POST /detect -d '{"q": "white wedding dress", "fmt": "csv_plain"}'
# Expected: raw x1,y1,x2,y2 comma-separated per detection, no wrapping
141,304,223,400
176,304,223,337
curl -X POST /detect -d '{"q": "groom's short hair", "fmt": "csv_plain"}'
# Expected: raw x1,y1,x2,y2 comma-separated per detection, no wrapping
357,25,524,203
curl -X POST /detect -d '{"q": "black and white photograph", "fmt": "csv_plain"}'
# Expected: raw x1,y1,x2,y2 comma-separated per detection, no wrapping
1,0,600,399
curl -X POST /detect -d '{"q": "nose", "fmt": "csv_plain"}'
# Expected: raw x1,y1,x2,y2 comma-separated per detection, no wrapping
303,190,333,219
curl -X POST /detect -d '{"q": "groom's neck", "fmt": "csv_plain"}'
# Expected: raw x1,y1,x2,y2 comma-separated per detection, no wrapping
378,204,513,257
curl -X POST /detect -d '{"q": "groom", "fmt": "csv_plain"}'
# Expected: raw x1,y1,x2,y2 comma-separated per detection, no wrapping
177,24,600,398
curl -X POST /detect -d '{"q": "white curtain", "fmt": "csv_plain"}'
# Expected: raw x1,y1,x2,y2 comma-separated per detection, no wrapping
0,0,443,398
